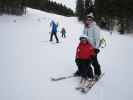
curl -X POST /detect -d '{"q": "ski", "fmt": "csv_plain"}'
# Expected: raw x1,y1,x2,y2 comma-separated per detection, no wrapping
81,73,105,94
51,74,75,82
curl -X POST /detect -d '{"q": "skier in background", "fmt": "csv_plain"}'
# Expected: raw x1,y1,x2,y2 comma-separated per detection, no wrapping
61,27,66,38
50,20,59,43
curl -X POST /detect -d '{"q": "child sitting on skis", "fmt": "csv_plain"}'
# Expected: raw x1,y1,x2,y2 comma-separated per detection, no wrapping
75,35,96,88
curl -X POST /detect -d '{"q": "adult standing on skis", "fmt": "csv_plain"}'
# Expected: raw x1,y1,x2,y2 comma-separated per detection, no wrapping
50,20,59,43
82,13,102,80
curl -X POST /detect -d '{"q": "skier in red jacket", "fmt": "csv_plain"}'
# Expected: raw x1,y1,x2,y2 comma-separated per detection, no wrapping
75,35,96,87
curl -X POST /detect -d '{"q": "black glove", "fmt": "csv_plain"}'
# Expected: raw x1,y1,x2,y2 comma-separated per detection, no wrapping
90,55,94,59
75,59,80,66
94,48,100,54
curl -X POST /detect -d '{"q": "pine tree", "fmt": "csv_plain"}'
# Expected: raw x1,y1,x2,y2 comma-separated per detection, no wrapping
0,0,27,15
0,0,74,16
85,0,94,15
76,0,85,20
95,0,133,33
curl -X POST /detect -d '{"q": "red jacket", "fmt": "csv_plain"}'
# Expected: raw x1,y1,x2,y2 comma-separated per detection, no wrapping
76,41,95,60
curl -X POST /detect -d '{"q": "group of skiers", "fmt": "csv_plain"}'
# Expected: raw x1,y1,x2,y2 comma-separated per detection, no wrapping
50,20,66,43
74,13,102,88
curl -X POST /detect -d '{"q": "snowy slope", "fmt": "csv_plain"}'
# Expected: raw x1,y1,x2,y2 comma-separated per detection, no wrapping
0,8,133,100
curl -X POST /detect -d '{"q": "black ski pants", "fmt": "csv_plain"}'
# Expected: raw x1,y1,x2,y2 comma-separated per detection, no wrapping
75,59,94,79
92,55,101,77
50,32,59,43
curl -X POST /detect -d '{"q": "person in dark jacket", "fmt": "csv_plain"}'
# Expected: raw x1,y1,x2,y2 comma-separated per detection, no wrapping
61,27,66,38
75,35,96,88
50,20,59,43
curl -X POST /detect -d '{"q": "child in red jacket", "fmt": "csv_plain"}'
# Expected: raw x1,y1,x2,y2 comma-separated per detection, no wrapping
75,35,96,87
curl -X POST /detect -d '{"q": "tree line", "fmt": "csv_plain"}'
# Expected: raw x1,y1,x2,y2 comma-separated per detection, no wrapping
0,0,26,15
43,1,74,17
0,0,74,16
76,0,94,21
95,0,133,33
76,0,133,33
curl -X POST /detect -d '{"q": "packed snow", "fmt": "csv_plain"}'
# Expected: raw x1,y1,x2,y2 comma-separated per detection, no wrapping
0,8,133,100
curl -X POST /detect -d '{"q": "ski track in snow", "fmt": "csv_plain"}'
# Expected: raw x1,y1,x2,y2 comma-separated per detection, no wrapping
0,8,133,100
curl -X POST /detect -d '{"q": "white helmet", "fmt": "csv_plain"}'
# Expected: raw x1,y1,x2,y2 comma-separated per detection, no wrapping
79,35,88,40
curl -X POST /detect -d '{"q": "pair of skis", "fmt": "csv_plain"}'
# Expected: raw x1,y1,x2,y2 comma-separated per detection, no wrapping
51,73,104,94
76,73,104,93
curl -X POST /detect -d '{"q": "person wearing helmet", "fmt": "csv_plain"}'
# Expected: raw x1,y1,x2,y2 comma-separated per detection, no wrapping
75,35,96,88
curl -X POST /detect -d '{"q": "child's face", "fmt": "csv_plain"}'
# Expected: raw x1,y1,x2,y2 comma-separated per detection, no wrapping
81,40,88,44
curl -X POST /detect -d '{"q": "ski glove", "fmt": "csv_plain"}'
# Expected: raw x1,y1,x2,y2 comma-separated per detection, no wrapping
94,48,100,54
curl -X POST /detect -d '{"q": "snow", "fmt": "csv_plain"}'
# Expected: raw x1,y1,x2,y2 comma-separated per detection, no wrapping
0,8,133,100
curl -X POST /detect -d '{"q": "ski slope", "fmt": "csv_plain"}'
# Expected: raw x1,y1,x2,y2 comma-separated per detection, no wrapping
0,8,133,100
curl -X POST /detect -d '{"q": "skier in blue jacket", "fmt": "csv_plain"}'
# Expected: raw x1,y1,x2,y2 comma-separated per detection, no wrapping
50,20,59,43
